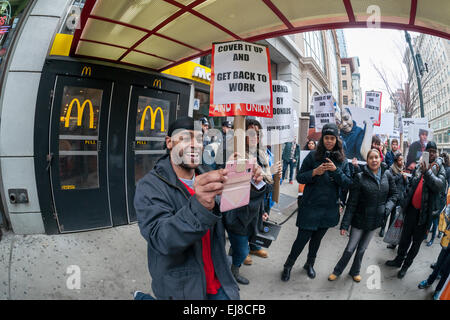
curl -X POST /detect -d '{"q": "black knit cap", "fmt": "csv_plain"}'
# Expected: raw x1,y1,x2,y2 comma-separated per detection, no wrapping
426,141,437,151
322,123,339,138
167,116,196,137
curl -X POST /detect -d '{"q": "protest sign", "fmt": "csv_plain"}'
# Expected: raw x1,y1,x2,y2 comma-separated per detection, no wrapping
405,123,433,171
402,117,428,143
293,109,299,129
390,130,401,141
313,94,335,132
339,106,374,161
209,40,273,118
259,81,294,145
364,91,382,126
374,113,395,136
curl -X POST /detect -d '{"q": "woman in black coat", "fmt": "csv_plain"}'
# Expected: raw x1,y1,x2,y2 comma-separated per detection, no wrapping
328,149,398,282
281,123,352,281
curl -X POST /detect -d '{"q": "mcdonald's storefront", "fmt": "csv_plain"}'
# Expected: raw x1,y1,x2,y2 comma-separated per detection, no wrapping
30,59,191,234
0,0,192,235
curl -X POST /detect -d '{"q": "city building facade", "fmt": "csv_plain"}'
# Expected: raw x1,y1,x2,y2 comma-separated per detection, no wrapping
404,33,450,153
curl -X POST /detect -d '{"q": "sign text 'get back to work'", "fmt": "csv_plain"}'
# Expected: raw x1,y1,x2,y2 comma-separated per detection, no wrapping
209,40,273,118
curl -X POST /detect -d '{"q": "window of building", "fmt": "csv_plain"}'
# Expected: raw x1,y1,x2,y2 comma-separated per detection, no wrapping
341,66,347,75
200,54,212,69
343,95,348,105
326,30,340,101
304,31,326,74
342,80,347,90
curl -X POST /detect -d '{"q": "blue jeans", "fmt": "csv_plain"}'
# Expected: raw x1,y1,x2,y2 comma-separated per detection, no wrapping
429,216,439,242
207,286,230,300
282,159,295,182
134,292,156,300
228,232,250,267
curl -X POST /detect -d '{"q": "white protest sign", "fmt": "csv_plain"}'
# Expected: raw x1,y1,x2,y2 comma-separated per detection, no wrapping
364,91,382,126
374,113,395,136
313,94,335,132
339,106,374,161
293,109,299,129
209,40,273,118
390,130,400,141
402,117,428,143
259,81,294,145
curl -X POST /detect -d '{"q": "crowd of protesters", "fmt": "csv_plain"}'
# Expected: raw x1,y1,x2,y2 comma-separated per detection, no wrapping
133,116,450,301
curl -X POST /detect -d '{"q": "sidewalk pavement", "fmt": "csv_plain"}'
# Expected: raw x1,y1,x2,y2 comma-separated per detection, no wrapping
0,182,443,300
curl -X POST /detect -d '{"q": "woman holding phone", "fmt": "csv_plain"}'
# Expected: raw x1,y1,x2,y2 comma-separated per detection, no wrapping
281,123,352,281
328,149,398,282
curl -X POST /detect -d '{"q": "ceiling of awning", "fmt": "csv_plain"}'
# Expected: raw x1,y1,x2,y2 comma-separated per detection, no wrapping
70,0,450,72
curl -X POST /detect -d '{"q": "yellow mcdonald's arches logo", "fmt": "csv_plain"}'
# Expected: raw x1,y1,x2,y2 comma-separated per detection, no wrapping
152,79,162,89
81,66,92,77
140,106,165,132
64,98,94,129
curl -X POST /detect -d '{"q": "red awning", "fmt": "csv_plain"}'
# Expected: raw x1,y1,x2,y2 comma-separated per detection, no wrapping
70,0,450,72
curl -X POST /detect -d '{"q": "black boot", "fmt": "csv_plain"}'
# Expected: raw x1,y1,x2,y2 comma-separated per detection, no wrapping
281,266,292,282
231,265,249,285
303,258,316,279
397,265,409,279
386,256,404,268
379,227,385,238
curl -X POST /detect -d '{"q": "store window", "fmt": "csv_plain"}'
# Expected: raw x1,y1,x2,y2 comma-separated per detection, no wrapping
192,90,224,129
59,86,102,190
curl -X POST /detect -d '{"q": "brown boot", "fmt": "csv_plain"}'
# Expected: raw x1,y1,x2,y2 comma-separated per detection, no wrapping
243,255,253,265
250,249,268,258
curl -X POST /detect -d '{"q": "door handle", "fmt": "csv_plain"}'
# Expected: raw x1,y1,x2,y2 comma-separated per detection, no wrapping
46,153,54,171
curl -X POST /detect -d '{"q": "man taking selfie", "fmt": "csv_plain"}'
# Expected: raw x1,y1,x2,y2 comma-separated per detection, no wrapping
134,117,262,300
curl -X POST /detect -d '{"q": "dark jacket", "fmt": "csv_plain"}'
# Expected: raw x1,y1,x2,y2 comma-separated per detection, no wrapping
389,167,410,203
134,154,239,300
282,142,300,162
445,166,450,187
296,150,353,230
385,150,396,168
341,165,399,231
401,157,447,228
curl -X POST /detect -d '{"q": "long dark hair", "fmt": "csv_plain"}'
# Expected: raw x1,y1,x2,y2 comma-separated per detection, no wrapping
315,135,346,163
304,140,316,150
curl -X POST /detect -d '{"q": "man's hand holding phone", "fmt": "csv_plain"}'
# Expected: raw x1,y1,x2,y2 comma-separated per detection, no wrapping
195,169,228,210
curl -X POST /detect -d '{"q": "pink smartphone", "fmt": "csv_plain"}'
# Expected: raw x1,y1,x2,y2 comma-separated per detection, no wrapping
220,159,255,212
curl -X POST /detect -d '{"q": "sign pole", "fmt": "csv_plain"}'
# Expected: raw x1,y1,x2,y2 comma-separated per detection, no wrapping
233,115,246,171
272,144,281,203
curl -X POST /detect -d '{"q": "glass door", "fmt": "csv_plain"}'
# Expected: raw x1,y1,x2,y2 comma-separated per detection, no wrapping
126,86,178,222
49,76,112,232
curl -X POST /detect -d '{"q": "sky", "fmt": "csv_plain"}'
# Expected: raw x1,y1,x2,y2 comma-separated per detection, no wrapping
343,28,419,112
